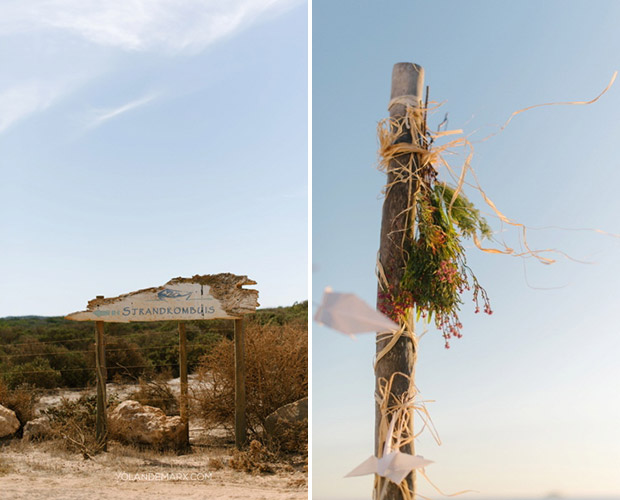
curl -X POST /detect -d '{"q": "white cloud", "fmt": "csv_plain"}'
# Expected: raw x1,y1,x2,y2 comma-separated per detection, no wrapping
0,0,302,53
0,0,303,134
0,80,72,133
87,93,159,129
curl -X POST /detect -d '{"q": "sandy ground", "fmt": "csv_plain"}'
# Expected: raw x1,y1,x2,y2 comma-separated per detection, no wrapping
0,441,307,500
1,380,307,499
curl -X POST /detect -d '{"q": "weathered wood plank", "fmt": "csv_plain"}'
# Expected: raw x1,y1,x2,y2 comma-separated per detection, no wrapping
66,274,259,323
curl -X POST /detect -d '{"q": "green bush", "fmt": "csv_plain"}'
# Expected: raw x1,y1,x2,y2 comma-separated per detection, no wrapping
49,349,94,388
104,338,150,381
2,357,62,389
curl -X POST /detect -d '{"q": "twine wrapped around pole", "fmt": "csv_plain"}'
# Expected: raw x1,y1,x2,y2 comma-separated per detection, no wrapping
374,62,425,500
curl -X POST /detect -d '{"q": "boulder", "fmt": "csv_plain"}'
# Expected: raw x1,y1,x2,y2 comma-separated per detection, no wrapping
264,398,308,450
23,416,51,441
108,400,185,449
0,405,20,438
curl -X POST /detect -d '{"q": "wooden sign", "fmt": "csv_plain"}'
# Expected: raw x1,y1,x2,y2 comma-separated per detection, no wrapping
66,274,259,323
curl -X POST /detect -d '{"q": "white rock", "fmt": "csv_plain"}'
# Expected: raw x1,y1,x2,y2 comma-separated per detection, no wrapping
23,416,51,441
264,397,308,451
0,404,20,438
108,400,184,449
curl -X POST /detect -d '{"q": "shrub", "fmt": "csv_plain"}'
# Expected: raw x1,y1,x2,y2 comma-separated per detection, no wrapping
268,418,308,455
1,358,62,389
104,338,150,381
42,395,96,440
0,380,37,426
49,349,93,388
208,457,225,470
129,374,178,416
230,440,275,474
193,321,307,436
41,394,117,456
254,302,308,326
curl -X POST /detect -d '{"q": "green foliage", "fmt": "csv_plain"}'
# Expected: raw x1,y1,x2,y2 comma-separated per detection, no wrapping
49,348,94,387
253,301,308,326
435,184,492,239
105,337,150,381
397,183,492,347
1,357,62,389
0,302,306,389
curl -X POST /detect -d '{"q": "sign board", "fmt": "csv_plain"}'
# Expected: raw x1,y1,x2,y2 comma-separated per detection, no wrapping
66,274,259,323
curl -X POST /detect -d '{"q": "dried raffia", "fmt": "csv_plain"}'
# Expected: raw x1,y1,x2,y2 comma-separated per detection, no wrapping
377,70,618,345
373,71,616,499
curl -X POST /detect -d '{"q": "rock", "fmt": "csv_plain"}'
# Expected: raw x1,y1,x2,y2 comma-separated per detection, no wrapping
264,398,308,450
108,400,185,449
23,416,51,441
0,405,20,438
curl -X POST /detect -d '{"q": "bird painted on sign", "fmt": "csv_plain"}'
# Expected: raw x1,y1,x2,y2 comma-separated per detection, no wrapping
157,289,192,301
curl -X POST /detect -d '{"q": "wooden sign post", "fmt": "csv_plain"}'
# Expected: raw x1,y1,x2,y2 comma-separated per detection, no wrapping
234,318,247,448
95,318,107,450
66,273,259,452
178,321,189,449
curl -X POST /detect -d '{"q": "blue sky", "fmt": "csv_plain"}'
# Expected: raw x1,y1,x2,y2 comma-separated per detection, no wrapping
313,1,620,498
0,0,307,316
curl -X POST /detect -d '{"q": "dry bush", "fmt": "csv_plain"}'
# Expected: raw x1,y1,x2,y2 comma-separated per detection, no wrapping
268,418,308,455
208,457,225,470
193,320,307,435
42,394,118,456
230,440,275,474
42,395,98,454
129,373,178,416
0,380,37,427
287,477,308,489
0,456,12,476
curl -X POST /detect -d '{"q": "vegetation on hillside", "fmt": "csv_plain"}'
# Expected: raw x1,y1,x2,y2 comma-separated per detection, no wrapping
0,302,308,389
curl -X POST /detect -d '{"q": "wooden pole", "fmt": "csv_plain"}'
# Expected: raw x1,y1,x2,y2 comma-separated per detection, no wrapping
95,319,107,451
178,321,190,450
375,63,425,500
234,317,247,448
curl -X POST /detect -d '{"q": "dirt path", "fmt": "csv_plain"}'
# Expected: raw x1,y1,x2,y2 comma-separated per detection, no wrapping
0,443,307,500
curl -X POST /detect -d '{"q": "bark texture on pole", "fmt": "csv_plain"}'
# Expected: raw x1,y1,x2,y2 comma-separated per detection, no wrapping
375,63,424,500
234,317,247,449
178,321,190,450
95,320,107,451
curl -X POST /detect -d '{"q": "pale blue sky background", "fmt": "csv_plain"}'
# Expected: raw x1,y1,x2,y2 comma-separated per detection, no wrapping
313,1,620,498
0,0,307,316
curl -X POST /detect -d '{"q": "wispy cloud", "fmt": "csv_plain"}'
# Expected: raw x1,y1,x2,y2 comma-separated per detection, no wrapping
87,93,159,129
0,80,75,134
0,0,302,134
0,0,303,53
